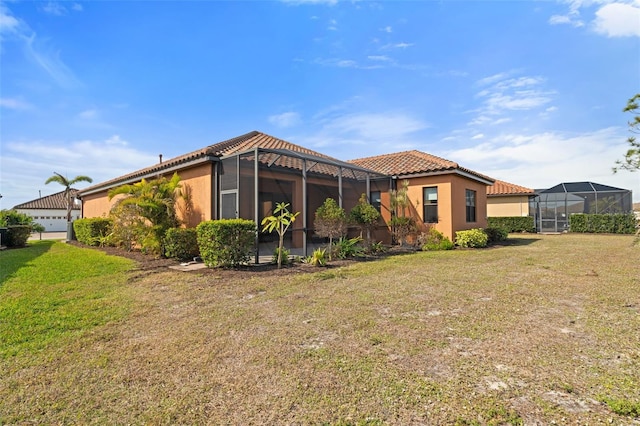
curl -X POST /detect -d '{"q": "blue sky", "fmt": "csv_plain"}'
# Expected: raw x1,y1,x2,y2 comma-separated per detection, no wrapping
1,0,639,209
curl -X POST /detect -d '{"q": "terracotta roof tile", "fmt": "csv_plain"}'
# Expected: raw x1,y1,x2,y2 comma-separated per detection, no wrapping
14,189,80,210
487,179,534,196
79,131,381,195
349,150,493,183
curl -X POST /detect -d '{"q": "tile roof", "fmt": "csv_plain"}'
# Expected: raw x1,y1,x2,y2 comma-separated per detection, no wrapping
79,131,382,195
349,150,494,184
14,189,80,210
487,179,534,196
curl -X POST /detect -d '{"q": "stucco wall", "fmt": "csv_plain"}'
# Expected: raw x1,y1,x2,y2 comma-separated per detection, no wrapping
81,162,215,227
401,174,489,241
487,195,531,217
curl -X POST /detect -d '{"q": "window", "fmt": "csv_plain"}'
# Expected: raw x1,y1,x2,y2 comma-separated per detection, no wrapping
466,189,476,222
370,191,381,213
423,187,438,223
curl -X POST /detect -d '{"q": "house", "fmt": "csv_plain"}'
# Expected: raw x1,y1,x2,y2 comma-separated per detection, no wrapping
13,189,81,232
349,150,494,241
486,179,535,217
78,131,494,256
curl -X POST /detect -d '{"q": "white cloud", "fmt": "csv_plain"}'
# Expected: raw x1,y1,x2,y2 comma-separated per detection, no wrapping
471,133,484,140
42,2,67,16
443,127,639,198
72,3,83,12
381,26,393,33
328,19,338,31
24,34,81,88
367,55,391,61
0,97,32,110
78,109,98,119
548,14,585,27
0,6,20,34
268,111,302,128
280,0,338,4
381,42,414,50
470,72,555,124
593,2,640,37
0,136,158,209
321,112,428,140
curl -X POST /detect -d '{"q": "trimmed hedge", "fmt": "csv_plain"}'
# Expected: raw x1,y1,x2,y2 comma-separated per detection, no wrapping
74,218,113,246
163,227,199,261
487,216,535,233
196,219,256,268
5,225,32,247
569,213,637,234
455,228,489,248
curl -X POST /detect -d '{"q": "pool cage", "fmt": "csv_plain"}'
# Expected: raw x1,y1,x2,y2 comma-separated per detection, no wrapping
529,182,633,233
217,147,390,262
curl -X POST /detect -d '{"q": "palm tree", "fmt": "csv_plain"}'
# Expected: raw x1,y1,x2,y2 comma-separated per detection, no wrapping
45,172,93,239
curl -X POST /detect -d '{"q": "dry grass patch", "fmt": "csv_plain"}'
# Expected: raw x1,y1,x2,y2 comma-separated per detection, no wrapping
1,234,639,424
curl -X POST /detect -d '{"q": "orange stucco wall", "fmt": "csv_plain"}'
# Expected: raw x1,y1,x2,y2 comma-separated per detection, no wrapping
81,162,214,227
487,195,530,217
401,175,489,241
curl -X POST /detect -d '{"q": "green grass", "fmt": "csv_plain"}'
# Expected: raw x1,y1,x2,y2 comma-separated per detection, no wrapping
1,234,639,424
0,241,134,360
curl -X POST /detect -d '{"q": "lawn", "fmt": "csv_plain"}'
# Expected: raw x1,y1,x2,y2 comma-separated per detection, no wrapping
1,234,638,424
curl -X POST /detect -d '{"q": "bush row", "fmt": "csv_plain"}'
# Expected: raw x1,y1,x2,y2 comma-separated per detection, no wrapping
487,216,535,233
569,213,637,234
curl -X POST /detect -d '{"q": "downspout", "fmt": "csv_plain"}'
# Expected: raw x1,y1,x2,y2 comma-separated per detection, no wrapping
302,159,308,257
212,161,218,220
254,148,260,264
338,167,343,208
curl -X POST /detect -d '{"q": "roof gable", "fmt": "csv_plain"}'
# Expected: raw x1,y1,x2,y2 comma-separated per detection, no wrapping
349,150,493,184
14,189,80,210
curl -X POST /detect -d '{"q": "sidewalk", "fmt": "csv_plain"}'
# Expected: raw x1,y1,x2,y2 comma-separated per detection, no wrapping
29,232,67,241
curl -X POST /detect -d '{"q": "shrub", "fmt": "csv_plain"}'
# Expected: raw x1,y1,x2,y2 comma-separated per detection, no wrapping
349,193,381,242
333,236,364,259
5,225,32,247
197,219,256,268
0,210,39,247
368,241,388,255
455,228,488,248
306,248,327,266
569,213,636,234
484,226,508,244
74,218,113,246
487,216,535,233
163,227,199,261
271,246,290,265
388,216,416,246
418,228,454,251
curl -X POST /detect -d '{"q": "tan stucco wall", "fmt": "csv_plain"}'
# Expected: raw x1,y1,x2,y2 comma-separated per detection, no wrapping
487,195,531,217
402,175,489,241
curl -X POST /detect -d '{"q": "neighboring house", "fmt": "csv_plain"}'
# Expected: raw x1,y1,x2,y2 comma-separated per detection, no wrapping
78,131,494,257
531,181,633,233
349,150,494,241
13,189,80,232
486,179,535,217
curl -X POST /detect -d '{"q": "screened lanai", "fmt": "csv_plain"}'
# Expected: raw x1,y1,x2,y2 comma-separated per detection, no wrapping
529,182,633,233
217,147,389,262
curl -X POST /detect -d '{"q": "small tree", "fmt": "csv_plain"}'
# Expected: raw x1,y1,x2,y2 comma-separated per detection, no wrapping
108,173,182,255
614,93,640,173
349,193,380,245
45,172,93,240
261,202,299,269
314,198,347,260
388,180,414,245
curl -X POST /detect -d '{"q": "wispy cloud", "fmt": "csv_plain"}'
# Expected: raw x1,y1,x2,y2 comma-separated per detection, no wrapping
78,109,98,120
280,0,338,5
42,2,67,16
381,42,413,50
24,33,81,88
380,25,392,33
470,72,555,125
268,111,302,128
0,97,32,110
327,18,338,31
